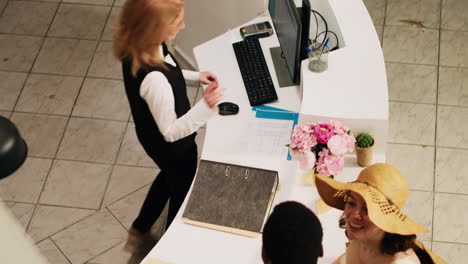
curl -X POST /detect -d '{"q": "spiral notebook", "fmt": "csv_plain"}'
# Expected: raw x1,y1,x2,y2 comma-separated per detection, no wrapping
182,160,279,237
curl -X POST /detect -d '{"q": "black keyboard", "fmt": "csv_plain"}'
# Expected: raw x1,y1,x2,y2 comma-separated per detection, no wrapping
232,38,278,106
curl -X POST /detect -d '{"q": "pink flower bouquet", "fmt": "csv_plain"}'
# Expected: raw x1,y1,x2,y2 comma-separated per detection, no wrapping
289,120,355,177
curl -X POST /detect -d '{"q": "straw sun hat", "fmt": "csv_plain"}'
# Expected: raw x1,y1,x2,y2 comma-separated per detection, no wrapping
315,163,428,235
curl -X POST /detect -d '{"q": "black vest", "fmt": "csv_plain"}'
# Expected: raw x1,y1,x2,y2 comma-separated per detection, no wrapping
122,45,196,163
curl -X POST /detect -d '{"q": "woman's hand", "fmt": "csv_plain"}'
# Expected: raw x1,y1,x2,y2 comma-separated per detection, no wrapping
199,72,219,86
203,82,224,109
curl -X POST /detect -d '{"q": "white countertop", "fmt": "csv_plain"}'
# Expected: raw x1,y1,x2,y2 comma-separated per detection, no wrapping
141,0,387,263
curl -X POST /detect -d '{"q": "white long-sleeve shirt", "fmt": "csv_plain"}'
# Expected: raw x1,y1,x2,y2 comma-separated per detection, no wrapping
139,47,216,143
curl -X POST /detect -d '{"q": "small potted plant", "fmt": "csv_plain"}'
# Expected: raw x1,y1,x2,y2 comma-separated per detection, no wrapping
355,132,374,167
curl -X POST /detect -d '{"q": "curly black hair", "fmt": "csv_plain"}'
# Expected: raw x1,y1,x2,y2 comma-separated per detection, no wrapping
262,201,323,264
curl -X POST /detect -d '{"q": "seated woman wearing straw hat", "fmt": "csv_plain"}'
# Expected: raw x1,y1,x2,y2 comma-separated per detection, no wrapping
315,163,446,264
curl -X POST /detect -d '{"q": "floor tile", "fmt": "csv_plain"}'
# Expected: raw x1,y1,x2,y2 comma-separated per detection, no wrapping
88,240,150,264
383,26,439,65
48,4,110,40
116,123,157,167
88,241,133,264
56,117,126,163
113,0,125,7
0,34,42,72
0,0,7,13
107,185,149,229
15,0,61,2
0,110,11,118
28,204,95,243
432,242,468,264
386,143,434,191
102,165,158,206
440,30,468,67
5,202,35,230
388,102,436,145
72,78,130,121
32,38,97,76
0,157,52,203
402,190,433,241
419,240,432,251
39,160,112,209
101,7,120,41
0,71,28,111
87,41,122,79
436,105,468,148
362,0,386,25
438,67,468,107
62,0,113,5
435,147,468,194
441,0,468,31
385,0,440,29
433,193,468,243
107,188,169,240
36,239,71,264
51,209,127,264
0,1,58,36
15,74,83,115
386,63,437,104
11,113,68,158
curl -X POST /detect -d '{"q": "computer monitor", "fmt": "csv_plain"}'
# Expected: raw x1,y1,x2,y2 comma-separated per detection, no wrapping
299,0,311,62
269,0,310,84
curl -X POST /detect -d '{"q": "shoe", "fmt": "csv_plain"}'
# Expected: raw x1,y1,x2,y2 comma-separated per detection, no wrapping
123,227,147,254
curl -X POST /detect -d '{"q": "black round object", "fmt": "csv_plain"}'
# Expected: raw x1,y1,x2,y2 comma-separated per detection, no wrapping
0,116,28,179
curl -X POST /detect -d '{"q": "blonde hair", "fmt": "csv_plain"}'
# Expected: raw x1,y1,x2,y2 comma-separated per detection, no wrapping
113,0,184,76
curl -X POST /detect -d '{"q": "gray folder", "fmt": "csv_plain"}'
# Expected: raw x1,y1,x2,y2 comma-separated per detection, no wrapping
182,159,279,237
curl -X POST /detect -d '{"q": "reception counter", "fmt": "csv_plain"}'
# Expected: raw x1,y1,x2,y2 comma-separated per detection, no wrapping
141,0,387,263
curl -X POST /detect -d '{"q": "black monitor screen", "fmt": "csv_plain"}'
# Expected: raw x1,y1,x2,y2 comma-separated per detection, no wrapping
270,0,302,83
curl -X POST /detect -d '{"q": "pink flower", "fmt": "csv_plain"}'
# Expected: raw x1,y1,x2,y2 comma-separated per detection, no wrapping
344,134,356,152
290,124,317,151
316,149,344,176
327,135,347,155
289,121,353,177
329,120,349,135
290,149,316,170
313,123,335,144
328,134,356,155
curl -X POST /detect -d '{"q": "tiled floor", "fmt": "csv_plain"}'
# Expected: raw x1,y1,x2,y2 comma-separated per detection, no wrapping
0,0,467,263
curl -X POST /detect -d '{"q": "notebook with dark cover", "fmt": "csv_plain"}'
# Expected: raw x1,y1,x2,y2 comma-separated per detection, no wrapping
182,159,279,237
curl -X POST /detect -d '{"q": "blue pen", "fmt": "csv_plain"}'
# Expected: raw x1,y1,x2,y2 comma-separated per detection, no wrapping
305,46,312,53
323,38,330,48
317,38,329,61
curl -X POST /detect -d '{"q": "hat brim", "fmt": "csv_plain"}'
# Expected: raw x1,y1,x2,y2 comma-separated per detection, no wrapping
315,173,428,235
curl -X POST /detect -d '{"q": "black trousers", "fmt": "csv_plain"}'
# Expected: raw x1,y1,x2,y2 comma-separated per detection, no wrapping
132,143,198,233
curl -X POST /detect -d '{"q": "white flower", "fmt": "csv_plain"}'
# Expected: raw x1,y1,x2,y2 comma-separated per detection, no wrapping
328,135,348,155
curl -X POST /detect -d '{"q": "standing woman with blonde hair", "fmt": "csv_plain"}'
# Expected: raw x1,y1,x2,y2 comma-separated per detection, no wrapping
114,0,224,252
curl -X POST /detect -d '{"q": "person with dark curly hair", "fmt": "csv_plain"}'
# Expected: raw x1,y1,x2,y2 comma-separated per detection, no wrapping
262,201,323,264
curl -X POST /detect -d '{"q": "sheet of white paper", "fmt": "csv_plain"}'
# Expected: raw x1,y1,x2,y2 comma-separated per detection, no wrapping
237,118,293,159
